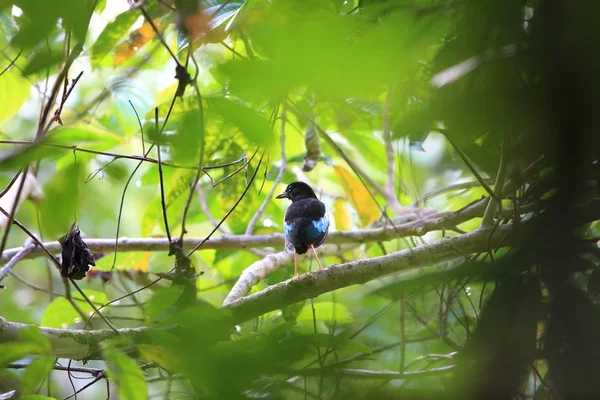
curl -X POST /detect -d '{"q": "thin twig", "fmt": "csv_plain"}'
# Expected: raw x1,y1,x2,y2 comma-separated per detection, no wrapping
481,135,508,228
0,49,22,77
0,241,35,286
42,70,84,131
139,6,180,66
441,132,498,201
7,362,104,377
155,108,172,243
413,179,495,206
70,279,119,334
0,139,246,173
179,78,206,242
245,104,287,234
188,151,265,255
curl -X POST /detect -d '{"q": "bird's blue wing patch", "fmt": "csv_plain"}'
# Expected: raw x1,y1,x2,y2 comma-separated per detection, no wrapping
303,213,329,244
283,221,297,253
311,213,330,235
283,221,294,237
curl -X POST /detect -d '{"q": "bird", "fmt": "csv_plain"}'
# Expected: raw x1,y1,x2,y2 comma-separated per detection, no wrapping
276,181,330,276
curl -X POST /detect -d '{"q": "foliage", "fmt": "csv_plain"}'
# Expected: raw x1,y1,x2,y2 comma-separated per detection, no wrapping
0,0,599,399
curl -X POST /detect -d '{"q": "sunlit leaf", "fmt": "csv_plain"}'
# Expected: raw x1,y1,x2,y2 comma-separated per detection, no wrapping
41,290,109,328
0,67,30,124
333,198,353,231
94,252,152,272
333,166,380,227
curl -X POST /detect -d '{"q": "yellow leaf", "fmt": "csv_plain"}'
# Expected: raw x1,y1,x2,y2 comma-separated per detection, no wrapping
333,198,353,231
132,252,152,273
334,166,380,227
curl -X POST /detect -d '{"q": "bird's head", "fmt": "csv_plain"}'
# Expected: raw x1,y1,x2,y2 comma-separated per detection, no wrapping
276,181,318,201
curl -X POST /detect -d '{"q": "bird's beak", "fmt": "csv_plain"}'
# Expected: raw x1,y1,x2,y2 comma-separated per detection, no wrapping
276,191,288,199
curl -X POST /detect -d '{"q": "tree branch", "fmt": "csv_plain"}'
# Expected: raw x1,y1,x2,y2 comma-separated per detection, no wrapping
223,223,526,324
0,316,148,360
0,224,522,360
0,199,492,264
1,198,598,360
223,244,354,305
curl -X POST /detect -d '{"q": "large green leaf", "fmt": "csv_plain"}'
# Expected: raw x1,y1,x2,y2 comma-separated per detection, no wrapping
41,290,110,328
103,342,147,400
21,356,54,395
21,48,63,76
145,285,185,324
206,97,273,148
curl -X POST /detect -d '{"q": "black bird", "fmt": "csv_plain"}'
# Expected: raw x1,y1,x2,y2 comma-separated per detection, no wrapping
276,182,329,276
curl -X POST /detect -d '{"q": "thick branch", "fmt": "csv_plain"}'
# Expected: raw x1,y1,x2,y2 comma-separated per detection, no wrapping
223,223,526,324
223,244,354,305
0,316,148,360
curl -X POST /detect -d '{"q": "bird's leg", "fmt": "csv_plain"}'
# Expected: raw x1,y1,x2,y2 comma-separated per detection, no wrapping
310,245,324,270
294,252,299,277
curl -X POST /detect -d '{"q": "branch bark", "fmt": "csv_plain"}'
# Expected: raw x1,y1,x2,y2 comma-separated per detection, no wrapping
223,223,525,324
0,199,493,264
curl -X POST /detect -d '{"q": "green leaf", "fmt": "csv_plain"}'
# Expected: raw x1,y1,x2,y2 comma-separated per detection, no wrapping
0,328,50,368
296,302,354,324
21,357,54,394
41,290,109,328
0,67,30,123
146,285,185,324
41,298,79,329
0,342,45,367
171,110,204,164
22,49,63,76
103,343,147,400
206,97,274,148
20,396,57,400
